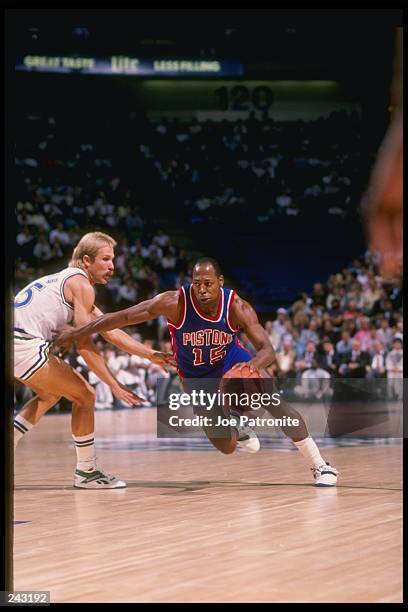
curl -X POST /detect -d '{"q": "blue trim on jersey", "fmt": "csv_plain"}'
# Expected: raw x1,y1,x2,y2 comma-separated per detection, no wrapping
60,270,88,310
168,285,251,379
19,341,51,380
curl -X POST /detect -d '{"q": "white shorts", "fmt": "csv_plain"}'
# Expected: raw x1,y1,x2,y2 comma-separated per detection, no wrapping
14,332,51,382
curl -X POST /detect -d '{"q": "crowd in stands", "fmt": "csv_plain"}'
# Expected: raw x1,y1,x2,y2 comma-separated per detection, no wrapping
14,110,402,410
16,109,364,243
15,110,368,298
259,252,403,400
136,110,364,224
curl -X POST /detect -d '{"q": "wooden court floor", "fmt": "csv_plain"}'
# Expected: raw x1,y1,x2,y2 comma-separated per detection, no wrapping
13,409,402,603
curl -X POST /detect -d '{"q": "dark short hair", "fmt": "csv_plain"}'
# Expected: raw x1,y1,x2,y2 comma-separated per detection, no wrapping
193,257,222,276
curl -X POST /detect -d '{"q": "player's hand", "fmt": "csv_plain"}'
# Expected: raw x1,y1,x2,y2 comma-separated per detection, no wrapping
52,325,77,352
111,382,145,406
49,343,69,359
149,351,177,371
231,361,260,375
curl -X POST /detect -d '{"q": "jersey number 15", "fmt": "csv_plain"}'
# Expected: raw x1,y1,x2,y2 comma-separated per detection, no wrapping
193,346,226,366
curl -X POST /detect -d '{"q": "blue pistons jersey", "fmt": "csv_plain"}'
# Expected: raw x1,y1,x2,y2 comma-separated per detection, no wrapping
167,285,252,379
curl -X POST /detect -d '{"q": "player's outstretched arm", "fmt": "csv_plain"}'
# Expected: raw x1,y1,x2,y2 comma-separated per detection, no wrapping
230,295,276,372
67,276,145,405
53,290,179,351
91,305,176,370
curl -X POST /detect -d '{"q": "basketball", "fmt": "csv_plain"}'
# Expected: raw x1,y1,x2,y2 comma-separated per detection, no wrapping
220,366,265,412
222,365,263,379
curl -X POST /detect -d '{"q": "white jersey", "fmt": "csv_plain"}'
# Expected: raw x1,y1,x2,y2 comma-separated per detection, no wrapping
14,267,88,341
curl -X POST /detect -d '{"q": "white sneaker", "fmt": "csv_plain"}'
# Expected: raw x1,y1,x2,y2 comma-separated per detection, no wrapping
311,462,339,487
74,468,126,489
230,410,260,454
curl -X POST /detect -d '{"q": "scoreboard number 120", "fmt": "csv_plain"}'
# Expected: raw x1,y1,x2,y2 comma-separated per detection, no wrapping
214,85,273,111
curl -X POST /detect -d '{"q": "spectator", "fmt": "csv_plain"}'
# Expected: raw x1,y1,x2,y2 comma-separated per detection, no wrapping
367,340,387,379
298,319,320,349
327,298,344,330
381,299,396,326
343,299,360,320
311,282,327,307
295,341,317,378
275,189,292,213
318,340,338,376
294,359,333,401
320,319,338,344
276,338,297,380
161,247,177,270
49,222,71,246
118,279,139,305
281,319,298,346
371,289,390,317
272,308,288,341
389,279,403,310
338,338,371,378
393,320,403,343
152,230,170,248
376,318,394,350
265,320,280,351
385,338,403,400
354,317,374,352
50,238,64,260
16,225,35,248
33,233,52,261
361,279,381,313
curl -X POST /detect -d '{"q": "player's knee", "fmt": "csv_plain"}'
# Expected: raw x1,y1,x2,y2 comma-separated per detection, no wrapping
38,394,61,407
83,384,96,406
73,383,96,408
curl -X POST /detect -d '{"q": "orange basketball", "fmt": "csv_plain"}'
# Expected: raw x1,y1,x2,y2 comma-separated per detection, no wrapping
221,366,264,412
222,365,263,379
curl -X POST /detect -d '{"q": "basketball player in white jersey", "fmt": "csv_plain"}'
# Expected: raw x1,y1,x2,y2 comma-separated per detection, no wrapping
14,231,174,489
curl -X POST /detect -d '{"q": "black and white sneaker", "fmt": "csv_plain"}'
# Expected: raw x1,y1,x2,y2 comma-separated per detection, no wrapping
311,462,339,487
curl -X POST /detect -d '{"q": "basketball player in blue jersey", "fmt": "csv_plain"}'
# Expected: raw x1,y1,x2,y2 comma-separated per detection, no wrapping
55,258,339,486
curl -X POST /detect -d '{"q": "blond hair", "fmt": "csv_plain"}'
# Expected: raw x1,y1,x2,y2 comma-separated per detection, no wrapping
69,232,117,269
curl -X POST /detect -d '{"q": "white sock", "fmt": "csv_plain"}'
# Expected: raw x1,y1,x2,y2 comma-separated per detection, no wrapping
293,436,325,468
14,414,34,449
72,433,96,472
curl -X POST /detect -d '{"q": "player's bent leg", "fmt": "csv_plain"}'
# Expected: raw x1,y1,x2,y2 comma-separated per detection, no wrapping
203,423,260,454
20,355,125,489
201,413,259,454
16,389,62,424
264,397,309,442
24,355,95,433
262,374,339,486
13,390,62,448
277,398,338,486
201,415,237,454
220,379,260,453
